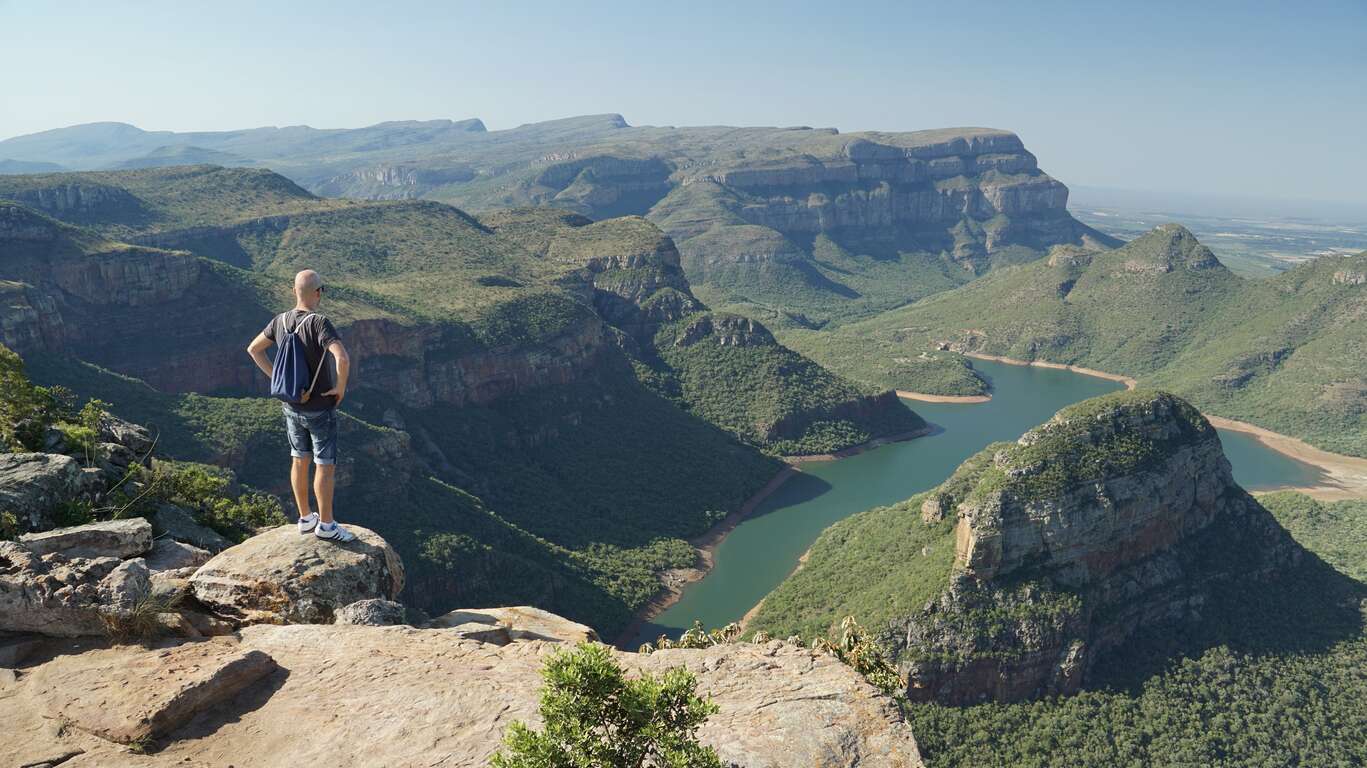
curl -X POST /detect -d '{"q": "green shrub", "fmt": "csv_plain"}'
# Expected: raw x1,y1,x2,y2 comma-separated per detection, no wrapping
53,422,98,463
491,643,722,768
0,343,60,451
0,510,20,541
53,499,95,528
202,491,288,534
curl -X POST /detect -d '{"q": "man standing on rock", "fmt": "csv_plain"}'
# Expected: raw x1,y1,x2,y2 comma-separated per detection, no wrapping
246,269,355,543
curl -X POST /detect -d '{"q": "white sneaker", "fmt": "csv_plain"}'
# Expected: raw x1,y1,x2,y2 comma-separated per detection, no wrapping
314,521,356,543
298,513,319,534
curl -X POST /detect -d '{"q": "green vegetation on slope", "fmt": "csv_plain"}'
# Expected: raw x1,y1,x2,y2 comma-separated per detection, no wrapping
1261,491,1367,582
748,494,957,640
0,164,333,237
907,636,1367,768
646,313,926,455
798,226,1367,456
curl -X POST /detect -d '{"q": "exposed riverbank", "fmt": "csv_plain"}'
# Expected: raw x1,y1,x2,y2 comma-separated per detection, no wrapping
896,390,992,403
614,426,934,648
962,352,1140,389
1207,415,1367,500
962,352,1366,500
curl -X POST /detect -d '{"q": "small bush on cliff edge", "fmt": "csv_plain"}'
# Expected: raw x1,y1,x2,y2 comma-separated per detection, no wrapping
491,642,722,768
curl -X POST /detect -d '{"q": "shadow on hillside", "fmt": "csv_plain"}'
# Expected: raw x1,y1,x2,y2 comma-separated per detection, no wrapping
742,469,836,524
1088,493,1366,694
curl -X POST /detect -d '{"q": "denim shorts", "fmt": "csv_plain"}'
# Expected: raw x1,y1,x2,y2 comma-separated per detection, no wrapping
282,405,337,465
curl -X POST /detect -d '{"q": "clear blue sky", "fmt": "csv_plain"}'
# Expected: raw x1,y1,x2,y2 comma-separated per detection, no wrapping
3,0,1365,204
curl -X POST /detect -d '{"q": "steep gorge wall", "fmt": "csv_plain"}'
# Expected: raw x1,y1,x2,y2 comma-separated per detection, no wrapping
888,391,1301,704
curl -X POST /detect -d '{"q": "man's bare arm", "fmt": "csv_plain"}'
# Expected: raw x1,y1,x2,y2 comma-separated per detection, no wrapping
321,340,351,404
247,333,274,377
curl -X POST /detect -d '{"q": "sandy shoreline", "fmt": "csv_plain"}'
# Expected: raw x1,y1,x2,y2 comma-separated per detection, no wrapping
1205,415,1367,500
963,352,1366,500
963,352,1140,389
896,389,992,403
784,425,936,463
611,426,933,649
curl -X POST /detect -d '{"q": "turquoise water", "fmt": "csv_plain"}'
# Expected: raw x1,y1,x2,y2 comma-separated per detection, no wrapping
629,360,1326,647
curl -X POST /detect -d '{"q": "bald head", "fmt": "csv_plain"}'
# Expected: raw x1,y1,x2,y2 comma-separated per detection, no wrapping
293,270,324,309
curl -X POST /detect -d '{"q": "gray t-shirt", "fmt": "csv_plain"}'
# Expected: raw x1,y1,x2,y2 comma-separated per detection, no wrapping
263,310,342,411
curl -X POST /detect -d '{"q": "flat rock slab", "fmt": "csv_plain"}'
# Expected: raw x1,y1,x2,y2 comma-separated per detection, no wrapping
190,524,404,625
151,625,919,767
26,636,278,745
0,625,922,767
20,518,153,560
428,605,599,644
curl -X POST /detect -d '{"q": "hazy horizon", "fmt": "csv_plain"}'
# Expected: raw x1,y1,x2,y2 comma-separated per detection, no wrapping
3,0,1365,206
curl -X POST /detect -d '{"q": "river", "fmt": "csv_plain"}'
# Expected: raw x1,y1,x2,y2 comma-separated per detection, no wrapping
629,358,1327,647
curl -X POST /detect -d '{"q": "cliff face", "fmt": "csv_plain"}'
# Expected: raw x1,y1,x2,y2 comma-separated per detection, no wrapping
887,391,1301,704
345,314,612,409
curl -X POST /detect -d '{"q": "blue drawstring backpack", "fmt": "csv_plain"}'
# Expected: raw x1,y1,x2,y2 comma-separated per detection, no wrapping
270,313,328,405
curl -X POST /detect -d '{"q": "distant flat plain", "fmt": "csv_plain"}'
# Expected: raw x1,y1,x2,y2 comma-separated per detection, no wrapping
1069,188,1367,277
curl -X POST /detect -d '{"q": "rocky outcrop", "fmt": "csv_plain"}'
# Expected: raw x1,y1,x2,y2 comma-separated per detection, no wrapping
0,453,92,532
886,390,1301,704
0,540,145,636
2,181,148,222
0,624,923,766
673,313,775,348
20,519,152,560
0,280,65,354
189,524,405,625
333,598,407,626
427,605,600,644
2,516,921,765
346,312,612,409
1332,269,1366,286
666,130,1114,276
312,163,477,199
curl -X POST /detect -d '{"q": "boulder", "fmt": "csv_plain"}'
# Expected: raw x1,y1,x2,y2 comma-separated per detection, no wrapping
152,503,232,553
334,598,407,626
189,524,404,625
25,636,278,745
19,518,152,560
97,414,154,455
0,453,86,531
145,538,211,572
96,558,150,610
0,542,140,636
428,605,599,644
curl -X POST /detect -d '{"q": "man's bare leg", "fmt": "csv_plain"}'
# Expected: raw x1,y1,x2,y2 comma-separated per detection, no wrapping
290,457,312,519
315,464,336,524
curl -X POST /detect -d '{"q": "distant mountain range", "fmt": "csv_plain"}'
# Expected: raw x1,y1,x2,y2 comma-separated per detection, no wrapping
0,115,1116,327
